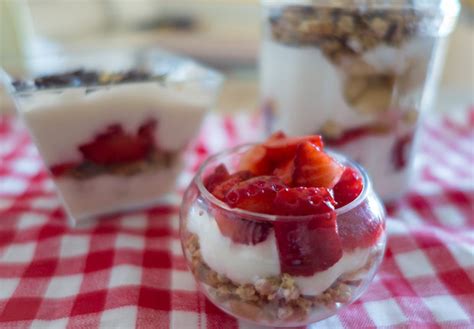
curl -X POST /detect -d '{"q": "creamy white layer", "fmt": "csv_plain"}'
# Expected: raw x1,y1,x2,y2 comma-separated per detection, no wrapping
19,82,212,165
57,162,183,225
187,206,374,296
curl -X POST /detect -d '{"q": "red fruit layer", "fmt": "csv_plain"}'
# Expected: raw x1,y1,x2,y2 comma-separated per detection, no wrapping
214,210,272,245
203,164,230,194
333,167,363,208
212,170,253,200
293,141,344,189
225,176,286,214
273,187,341,275
337,200,384,251
79,119,157,165
274,212,342,276
49,120,158,177
239,132,323,176
273,187,336,216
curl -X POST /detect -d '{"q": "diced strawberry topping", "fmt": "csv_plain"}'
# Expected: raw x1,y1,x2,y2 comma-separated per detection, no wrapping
273,159,295,185
211,170,253,200
239,132,324,176
224,176,285,214
238,145,272,175
272,187,341,276
204,164,230,193
274,211,342,276
274,187,336,216
337,201,384,250
333,167,363,208
78,120,156,165
293,141,344,189
214,211,272,245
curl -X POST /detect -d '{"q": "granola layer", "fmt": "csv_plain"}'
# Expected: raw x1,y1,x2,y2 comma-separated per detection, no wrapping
268,5,428,63
185,234,380,324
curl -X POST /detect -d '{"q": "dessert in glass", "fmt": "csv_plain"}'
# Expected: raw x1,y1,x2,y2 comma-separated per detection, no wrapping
260,0,460,201
8,49,223,225
180,132,386,327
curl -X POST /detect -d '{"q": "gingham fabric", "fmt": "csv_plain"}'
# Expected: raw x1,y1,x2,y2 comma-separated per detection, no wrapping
0,110,473,329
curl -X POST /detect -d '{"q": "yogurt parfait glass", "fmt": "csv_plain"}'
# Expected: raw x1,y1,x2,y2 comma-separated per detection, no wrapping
180,144,386,327
260,0,460,201
7,48,223,225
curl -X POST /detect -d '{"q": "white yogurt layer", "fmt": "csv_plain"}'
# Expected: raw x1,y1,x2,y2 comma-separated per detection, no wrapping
57,162,183,224
18,81,212,165
187,206,373,296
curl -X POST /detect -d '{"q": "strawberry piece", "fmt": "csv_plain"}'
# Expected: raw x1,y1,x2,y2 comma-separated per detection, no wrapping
50,162,77,177
204,164,230,193
264,135,323,163
239,133,324,175
214,211,272,245
333,167,363,208
337,201,384,250
78,120,156,165
211,170,253,200
293,141,344,189
224,176,286,214
274,211,342,276
273,187,336,216
238,145,272,175
273,159,295,185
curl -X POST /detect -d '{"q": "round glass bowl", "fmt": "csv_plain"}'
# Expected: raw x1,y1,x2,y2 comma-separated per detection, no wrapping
180,145,386,327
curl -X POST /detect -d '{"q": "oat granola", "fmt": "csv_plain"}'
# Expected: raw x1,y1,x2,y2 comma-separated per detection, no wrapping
184,234,379,323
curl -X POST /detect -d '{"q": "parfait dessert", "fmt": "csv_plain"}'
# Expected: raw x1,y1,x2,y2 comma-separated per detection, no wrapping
260,0,460,200
180,132,386,327
10,50,222,224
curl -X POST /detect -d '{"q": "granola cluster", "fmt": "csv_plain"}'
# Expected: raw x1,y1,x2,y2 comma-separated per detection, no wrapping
185,234,376,324
269,5,424,63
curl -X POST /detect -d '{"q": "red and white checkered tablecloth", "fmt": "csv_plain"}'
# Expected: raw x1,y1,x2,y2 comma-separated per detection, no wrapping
0,109,473,329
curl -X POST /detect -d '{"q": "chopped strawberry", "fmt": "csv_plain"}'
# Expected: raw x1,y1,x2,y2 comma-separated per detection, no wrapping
211,170,253,200
204,164,230,193
78,120,156,165
293,141,344,189
264,135,324,163
50,162,77,177
273,187,336,216
214,211,271,245
337,201,384,250
274,211,342,276
224,176,286,214
238,145,272,175
239,134,324,175
273,159,295,185
333,167,363,208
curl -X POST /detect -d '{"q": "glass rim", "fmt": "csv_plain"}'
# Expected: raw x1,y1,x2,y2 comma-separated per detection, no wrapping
194,143,372,222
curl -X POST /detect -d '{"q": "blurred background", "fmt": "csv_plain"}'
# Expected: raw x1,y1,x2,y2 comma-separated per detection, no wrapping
1,0,473,115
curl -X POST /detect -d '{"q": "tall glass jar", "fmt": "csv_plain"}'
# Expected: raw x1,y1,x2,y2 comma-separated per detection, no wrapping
260,0,460,201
